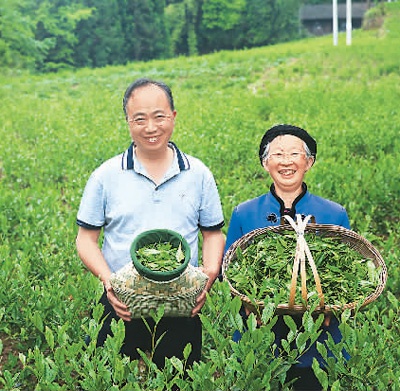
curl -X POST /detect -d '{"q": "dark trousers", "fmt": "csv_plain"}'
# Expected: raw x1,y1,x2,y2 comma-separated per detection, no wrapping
96,291,202,368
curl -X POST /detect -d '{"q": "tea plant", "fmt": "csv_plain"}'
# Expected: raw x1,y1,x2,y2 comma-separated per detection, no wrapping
136,242,185,272
0,3,399,390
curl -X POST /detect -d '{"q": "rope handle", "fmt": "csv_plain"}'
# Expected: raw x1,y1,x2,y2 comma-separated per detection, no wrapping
283,215,325,310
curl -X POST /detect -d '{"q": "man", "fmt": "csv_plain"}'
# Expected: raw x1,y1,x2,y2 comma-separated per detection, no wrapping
225,124,350,391
76,78,225,367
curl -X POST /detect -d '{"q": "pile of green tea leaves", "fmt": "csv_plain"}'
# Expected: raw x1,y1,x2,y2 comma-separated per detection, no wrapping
226,230,381,307
136,241,185,272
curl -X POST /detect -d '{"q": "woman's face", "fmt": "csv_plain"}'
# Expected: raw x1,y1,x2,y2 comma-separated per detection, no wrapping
263,135,314,194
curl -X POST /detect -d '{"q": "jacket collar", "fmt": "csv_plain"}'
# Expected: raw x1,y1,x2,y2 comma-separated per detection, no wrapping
270,182,307,219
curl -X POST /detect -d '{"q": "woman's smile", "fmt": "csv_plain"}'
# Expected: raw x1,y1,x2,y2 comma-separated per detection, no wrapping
278,168,296,176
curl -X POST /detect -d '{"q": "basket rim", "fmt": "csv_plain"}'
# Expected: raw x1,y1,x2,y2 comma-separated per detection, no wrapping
222,223,388,314
130,228,191,281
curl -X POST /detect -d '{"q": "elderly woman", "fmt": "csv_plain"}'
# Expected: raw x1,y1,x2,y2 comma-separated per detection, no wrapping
224,124,350,391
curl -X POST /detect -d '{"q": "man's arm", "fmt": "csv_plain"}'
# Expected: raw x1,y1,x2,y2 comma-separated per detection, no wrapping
76,226,132,321
191,229,225,317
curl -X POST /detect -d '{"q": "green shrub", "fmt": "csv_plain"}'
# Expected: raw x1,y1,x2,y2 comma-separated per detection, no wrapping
1,4,399,390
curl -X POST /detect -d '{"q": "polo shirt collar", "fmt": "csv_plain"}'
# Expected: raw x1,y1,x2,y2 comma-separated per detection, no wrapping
121,141,190,171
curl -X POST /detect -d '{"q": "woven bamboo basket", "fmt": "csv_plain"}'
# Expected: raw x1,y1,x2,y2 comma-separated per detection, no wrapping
110,263,209,318
222,222,387,316
110,229,209,318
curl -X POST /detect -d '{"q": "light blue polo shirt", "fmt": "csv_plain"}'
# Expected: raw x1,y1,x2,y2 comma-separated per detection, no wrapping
77,142,224,273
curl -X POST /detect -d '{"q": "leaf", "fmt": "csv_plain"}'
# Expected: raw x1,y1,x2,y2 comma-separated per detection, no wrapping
246,313,257,332
283,315,297,333
341,308,351,323
387,291,399,310
32,311,44,333
170,356,184,373
244,349,256,368
176,242,185,262
261,302,276,324
312,358,329,390
183,343,192,360
45,326,55,350
296,332,309,353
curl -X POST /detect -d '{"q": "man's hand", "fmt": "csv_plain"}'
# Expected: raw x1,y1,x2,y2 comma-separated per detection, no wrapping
191,288,208,317
104,281,132,321
191,265,215,317
193,229,225,317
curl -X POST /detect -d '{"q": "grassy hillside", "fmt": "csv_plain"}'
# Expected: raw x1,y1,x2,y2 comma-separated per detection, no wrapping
0,3,399,390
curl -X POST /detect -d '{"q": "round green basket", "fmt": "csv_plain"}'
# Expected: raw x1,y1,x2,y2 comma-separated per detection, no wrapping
130,229,191,282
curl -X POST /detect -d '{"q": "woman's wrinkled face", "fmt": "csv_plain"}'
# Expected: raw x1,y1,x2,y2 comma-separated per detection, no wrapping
263,135,314,193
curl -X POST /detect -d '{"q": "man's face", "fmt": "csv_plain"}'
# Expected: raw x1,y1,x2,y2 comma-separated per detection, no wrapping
263,135,314,193
125,84,176,156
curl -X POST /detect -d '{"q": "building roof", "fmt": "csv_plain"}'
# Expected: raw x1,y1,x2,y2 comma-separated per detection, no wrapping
300,3,369,21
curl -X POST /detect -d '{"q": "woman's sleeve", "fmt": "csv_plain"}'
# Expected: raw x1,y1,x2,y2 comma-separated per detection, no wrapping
224,207,243,253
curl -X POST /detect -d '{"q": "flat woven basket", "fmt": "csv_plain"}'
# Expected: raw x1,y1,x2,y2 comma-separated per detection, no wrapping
222,218,387,316
110,263,209,318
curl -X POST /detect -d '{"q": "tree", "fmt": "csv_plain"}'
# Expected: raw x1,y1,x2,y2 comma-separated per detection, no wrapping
32,0,93,71
201,0,245,30
165,0,200,56
1,0,307,72
74,0,125,68
235,0,301,47
0,0,41,69
198,0,246,52
124,0,169,61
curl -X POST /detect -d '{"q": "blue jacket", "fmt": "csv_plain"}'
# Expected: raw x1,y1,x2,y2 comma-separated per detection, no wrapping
225,184,350,251
225,183,351,367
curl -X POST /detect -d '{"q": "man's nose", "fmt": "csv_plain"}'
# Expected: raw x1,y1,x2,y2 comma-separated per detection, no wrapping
144,118,158,131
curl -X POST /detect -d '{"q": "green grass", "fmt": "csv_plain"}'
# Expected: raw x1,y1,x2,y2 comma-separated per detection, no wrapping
0,3,399,390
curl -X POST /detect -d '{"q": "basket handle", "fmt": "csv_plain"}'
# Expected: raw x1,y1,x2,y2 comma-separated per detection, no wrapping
285,215,325,309
288,233,303,307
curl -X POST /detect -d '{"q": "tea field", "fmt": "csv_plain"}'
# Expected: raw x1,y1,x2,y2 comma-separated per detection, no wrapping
0,3,399,390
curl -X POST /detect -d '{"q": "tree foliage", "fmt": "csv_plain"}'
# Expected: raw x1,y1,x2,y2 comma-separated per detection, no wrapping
74,0,124,68
33,0,94,72
0,0,322,72
201,0,245,30
0,0,39,68
236,0,301,48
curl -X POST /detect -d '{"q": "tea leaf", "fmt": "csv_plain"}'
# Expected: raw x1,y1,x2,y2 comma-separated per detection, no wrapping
136,241,184,272
226,231,380,307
